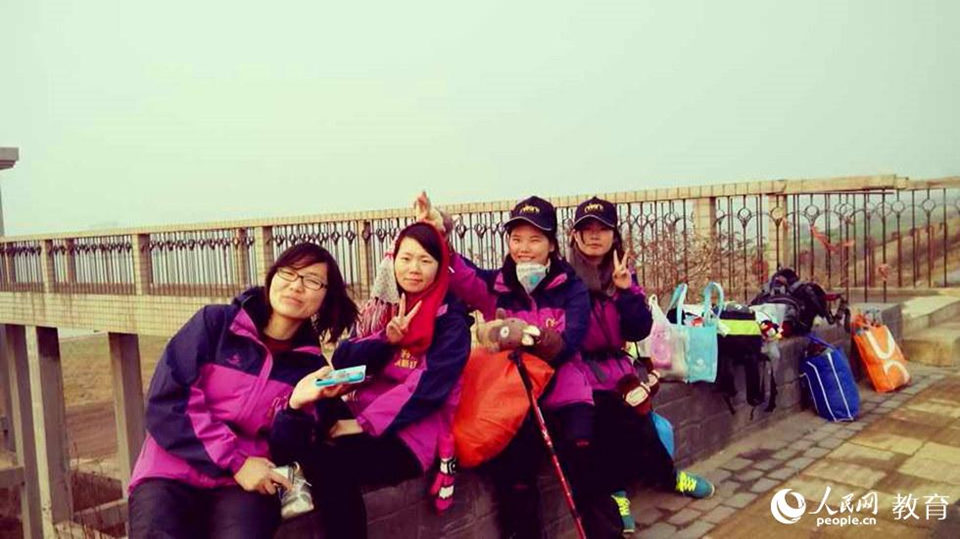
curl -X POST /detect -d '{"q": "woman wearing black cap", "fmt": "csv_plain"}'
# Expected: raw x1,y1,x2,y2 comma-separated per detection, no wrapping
569,196,716,535
417,193,617,538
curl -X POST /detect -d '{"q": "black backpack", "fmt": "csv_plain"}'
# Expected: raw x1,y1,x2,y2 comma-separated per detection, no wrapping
750,268,833,336
715,302,777,416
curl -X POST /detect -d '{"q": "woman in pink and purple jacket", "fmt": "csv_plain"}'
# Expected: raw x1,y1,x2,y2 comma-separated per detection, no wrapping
270,222,472,539
127,243,359,539
570,197,716,536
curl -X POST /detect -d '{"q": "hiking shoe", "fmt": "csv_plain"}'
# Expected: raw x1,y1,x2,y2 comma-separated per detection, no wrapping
611,490,635,535
675,471,715,499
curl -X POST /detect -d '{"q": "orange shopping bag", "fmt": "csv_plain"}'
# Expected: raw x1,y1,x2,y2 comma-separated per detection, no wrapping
852,310,910,393
452,348,554,468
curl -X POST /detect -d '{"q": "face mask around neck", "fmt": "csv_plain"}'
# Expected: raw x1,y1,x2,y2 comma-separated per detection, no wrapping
515,261,549,294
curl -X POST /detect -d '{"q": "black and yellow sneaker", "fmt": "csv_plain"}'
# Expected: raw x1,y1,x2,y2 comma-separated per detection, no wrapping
611,490,635,535
675,470,715,499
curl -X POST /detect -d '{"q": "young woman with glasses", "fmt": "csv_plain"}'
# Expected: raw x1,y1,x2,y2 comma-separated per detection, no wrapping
127,243,358,539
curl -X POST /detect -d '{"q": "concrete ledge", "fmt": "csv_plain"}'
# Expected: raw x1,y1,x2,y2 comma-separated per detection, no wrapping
901,296,960,334
0,291,230,337
903,323,960,367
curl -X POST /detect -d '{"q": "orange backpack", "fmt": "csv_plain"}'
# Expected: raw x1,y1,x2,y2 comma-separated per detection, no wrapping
852,311,910,393
452,349,554,468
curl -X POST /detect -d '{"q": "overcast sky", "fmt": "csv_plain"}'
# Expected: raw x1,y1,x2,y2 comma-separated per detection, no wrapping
1,0,957,236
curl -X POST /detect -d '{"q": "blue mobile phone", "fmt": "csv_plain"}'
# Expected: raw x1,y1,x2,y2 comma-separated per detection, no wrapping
315,365,367,387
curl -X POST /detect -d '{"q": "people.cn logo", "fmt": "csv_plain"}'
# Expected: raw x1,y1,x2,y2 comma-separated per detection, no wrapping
770,489,807,525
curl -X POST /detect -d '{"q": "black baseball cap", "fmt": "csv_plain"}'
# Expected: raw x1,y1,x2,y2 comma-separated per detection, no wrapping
573,196,618,229
505,196,557,232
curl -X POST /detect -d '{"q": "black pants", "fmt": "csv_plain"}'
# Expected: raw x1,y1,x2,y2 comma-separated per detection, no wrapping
299,433,422,539
128,478,280,539
485,402,624,539
592,390,677,494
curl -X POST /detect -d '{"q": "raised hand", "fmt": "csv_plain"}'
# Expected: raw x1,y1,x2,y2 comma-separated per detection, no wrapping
414,191,432,221
612,249,632,290
386,293,423,344
413,191,450,235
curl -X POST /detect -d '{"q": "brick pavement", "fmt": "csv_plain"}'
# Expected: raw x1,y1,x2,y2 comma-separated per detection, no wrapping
624,364,960,538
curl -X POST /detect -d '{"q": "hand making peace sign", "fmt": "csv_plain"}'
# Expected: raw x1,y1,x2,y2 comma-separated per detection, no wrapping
386,293,423,344
413,191,452,236
612,249,632,290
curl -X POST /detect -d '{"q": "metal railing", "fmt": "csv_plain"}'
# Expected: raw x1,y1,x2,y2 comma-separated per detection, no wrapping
1,175,958,304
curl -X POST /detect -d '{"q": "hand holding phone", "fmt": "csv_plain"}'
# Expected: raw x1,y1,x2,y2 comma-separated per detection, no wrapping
290,365,366,410
314,365,367,387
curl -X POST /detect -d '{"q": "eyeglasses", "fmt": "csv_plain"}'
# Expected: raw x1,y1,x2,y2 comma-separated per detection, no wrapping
276,268,327,291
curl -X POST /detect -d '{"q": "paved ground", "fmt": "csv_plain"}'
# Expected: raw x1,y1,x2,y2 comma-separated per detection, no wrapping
624,364,960,538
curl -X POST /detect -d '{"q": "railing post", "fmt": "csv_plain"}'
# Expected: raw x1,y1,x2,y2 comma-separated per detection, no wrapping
254,226,275,286
40,240,55,294
133,234,152,295
233,229,252,287
31,326,72,534
64,239,77,285
692,196,718,235
2,244,16,285
692,196,718,280
108,332,145,493
356,220,374,299
0,329,13,452
767,195,790,276
3,324,42,538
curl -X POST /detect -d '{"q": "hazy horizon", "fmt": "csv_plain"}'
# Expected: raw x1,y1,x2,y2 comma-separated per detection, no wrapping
2,0,958,237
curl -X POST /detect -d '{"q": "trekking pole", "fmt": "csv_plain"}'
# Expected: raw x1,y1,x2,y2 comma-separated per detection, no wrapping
509,350,587,539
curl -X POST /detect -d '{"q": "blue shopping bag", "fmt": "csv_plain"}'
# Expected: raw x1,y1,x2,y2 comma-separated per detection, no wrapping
667,282,723,383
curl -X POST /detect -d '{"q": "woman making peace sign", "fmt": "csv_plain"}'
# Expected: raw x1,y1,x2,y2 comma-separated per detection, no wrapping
569,197,715,536
269,222,472,538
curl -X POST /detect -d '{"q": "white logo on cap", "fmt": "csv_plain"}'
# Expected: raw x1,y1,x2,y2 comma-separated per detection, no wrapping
583,202,604,213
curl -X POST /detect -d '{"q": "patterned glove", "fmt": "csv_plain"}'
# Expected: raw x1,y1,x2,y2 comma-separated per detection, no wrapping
616,374,654,415
529,327,564,363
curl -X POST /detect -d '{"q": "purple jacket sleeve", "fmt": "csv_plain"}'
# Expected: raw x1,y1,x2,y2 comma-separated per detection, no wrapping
615,274,653,342
448,253,499,319
144,306,246,477
330,331,395,374
355,302,472,437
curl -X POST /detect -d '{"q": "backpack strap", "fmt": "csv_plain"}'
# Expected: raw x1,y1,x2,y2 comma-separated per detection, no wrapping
715,353,738,415
765,363,778,413
743,353,764,407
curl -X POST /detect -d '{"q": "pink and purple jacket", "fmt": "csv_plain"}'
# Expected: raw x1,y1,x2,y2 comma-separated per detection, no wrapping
270,294,472,471
128,287,326,492
580,275,653,392
449,254,592,410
